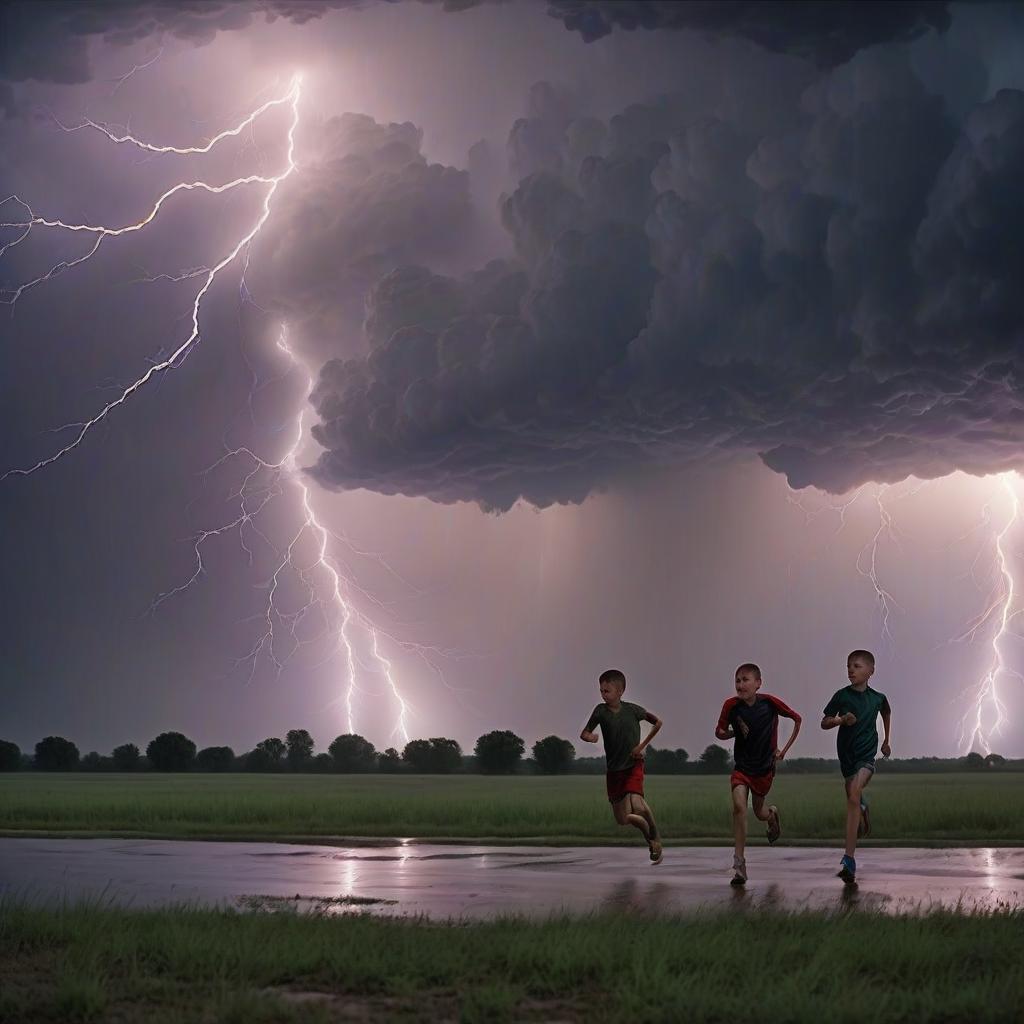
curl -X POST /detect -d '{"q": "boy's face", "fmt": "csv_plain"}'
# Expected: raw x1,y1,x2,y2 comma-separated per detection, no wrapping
599,679,625,705
847,656,874,687
734,668,762,702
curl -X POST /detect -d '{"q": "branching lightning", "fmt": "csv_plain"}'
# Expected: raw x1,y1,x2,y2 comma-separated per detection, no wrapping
855,485,902,648
953,473,1023,754
790,474,1024,755
0,73,421,744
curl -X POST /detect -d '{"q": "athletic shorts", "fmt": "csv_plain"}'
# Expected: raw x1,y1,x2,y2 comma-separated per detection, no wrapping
606,760,645,803
730,768,774,798
842,759,875,780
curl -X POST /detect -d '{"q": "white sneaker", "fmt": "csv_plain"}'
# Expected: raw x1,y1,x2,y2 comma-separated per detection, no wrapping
730,855,747,886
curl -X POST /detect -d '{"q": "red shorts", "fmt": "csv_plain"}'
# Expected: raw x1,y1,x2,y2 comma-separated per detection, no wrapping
730,769,774,798
607,760,645,803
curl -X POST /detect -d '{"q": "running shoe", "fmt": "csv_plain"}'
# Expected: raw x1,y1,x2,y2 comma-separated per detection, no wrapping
766,805,781,844
730,855,747,886
836,854,856,884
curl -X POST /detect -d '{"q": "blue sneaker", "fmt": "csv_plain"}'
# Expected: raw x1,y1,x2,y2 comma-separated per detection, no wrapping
837,854,856,884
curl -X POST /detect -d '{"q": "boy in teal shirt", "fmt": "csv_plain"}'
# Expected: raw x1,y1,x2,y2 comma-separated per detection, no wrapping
822,649,892,884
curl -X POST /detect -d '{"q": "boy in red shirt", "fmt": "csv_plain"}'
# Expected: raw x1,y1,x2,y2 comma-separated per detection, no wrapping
580,668,664,864
715,663,802,885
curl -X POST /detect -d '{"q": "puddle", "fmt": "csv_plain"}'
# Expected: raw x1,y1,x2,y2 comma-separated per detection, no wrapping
3,838,1023,919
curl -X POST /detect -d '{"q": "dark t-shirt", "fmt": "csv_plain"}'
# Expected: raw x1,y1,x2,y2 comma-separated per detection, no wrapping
823,685,890,776
717,694,801,776
586,701,648,772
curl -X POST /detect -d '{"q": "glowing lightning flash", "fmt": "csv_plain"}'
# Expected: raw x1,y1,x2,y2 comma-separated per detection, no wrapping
0,74,416,743
955,473,1022,754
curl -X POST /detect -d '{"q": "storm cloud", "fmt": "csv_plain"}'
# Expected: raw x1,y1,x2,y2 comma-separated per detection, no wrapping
302,42,1024,509
0,0,959,85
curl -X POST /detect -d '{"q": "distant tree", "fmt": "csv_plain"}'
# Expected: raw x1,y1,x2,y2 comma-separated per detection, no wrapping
646,747,689,774
532,735,575,774
81,751,109,771
986,753,1006,769
402,737,462,773
0,740,21,771
35,735,80,771
329,733,377,772
964,751,985,770
378,747,403,773
244,748,273,772
429,737,462,773
286,729,315,770
475,730,525,773
402,739,433,772
111,743,141,771
311,752,334,773
146,732,197,772
255,737,286,768
698,743,731,774
196,746,235,772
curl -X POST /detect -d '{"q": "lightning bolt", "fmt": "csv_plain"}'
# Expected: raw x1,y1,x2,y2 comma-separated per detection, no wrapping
954,473,1022,754
855,484,902,648
786,482,903,644
0,73,419,744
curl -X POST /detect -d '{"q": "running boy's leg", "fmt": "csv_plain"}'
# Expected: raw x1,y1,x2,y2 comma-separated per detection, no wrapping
628,793,659,840
732,783,749,860
612,794,650,839
752,792,780,844
843,767,874,858
628,793,663,862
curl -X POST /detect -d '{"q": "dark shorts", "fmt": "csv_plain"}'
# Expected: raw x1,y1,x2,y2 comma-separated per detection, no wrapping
607,760,645,803
730,768,774,798
842,759,875,781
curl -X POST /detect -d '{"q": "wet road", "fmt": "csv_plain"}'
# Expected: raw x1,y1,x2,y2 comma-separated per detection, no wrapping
2,838,1023,917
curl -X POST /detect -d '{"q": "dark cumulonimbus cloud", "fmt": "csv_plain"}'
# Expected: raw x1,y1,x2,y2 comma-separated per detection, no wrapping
0,0,960,84
304,48,1024,509
545,1,952,66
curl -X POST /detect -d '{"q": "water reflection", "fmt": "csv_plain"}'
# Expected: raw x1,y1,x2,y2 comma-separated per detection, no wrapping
3,840,1024,920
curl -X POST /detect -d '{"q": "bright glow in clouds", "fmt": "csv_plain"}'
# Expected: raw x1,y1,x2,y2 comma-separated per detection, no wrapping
0,75,414,742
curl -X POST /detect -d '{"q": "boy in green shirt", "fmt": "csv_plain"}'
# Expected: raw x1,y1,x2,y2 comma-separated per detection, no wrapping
821,649,892,884
580,668,664,864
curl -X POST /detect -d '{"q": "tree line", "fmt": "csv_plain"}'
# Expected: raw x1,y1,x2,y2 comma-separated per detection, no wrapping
0,734,1017,775
0,731,727,774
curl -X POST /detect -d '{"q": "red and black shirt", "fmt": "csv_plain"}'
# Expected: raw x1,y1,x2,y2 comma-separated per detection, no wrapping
716,694,801,776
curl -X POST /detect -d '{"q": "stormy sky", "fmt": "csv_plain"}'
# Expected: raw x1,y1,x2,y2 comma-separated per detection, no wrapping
3,0,1024,761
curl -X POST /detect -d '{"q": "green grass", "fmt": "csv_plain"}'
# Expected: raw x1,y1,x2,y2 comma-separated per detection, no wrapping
0,772,1021,844
2,901,1023,1022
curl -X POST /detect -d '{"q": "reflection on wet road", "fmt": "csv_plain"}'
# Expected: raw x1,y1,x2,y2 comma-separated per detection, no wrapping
2,839,1023,918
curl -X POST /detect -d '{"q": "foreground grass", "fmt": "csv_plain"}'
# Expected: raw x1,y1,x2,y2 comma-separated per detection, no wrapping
1,773,1021,844
2,901,1023,1023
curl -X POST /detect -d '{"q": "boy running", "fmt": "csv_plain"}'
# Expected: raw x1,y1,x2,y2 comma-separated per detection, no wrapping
580,668,664,864
822,649,892,884
715,663,801,885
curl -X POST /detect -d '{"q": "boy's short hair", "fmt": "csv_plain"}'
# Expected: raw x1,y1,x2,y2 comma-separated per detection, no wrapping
847,649,876,666
735,662,762,679
599,668,626,688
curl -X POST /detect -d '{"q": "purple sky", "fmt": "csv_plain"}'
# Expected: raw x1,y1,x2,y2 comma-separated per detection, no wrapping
2,0,1024,760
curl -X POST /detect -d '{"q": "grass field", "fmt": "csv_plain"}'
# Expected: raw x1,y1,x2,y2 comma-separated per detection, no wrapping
1,772,1021,843
2,900,1022,1023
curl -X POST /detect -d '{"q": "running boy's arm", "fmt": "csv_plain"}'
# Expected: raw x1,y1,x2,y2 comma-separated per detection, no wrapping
630,711,662,759
766,695,802,760
821,692,855,729
880,696,892,757
715,698,736,741
580,706,601,743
